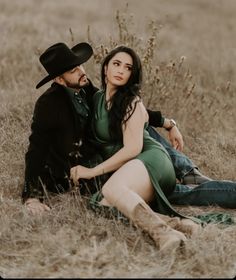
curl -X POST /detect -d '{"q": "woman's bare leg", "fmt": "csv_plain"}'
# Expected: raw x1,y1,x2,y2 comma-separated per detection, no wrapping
100,159,187,251
101,159,154,218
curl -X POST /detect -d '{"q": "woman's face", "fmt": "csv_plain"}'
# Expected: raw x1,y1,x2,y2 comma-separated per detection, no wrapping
105,52,133,87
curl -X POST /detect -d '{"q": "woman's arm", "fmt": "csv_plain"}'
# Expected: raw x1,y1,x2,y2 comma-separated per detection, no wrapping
70,100,148,182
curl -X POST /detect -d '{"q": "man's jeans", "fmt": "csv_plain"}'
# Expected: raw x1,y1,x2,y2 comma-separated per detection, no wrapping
168,181,236,209
147,126,236,208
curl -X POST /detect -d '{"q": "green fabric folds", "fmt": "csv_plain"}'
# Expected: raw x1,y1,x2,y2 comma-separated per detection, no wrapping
195,213,235,225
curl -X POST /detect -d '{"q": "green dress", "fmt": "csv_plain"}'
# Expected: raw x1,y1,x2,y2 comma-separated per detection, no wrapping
89,90,194,219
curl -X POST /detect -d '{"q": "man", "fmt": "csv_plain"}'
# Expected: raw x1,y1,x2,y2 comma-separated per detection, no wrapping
23,41,235,215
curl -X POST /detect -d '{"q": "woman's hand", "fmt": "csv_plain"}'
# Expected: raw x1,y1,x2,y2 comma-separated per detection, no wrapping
25,198,51,215
70,165,95,185
168,126,184,152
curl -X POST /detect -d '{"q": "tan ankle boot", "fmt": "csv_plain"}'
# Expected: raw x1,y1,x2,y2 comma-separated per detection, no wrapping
158,214,201,238
131,202,187,252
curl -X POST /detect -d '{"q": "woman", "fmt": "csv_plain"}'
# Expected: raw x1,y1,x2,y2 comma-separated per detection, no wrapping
70,46,200,251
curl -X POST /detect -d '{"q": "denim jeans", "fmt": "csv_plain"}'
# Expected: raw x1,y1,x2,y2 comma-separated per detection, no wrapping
147,126,236,209
168,181,236,209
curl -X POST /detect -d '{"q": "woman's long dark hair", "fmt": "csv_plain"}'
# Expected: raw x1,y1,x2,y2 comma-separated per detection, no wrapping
101,45,143,142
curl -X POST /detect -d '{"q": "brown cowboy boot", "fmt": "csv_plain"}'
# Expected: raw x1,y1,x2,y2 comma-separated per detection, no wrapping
157,214,201,238
131,202,187,252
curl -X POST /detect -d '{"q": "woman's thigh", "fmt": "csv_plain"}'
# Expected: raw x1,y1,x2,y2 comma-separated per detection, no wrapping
102,159,155,203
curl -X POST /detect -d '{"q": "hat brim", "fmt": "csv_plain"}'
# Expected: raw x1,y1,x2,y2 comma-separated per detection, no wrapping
36,42,93,89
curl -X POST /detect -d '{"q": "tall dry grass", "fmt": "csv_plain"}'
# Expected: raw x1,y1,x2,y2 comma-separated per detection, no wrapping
0,0,235,278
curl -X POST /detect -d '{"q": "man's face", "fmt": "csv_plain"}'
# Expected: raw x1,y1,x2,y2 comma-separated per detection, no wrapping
60,65,89,89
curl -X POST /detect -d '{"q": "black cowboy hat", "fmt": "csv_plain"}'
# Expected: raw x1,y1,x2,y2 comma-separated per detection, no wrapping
36,42,93,89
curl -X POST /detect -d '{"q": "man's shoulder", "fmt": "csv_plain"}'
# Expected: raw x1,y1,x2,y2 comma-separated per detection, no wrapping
34,83,68,113
40,83,64,96
36,83,66,102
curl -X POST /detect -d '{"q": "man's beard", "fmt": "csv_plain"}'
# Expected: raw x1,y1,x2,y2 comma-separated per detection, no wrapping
66,75,89,89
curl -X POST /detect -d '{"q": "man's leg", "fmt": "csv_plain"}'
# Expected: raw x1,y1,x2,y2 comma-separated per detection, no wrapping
146,126,212,184
167,180,236,209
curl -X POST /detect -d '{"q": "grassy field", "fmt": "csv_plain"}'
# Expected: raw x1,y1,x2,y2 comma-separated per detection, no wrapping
0,0,235,278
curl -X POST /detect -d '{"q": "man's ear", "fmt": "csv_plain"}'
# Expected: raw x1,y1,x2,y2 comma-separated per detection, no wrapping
54,76,65,86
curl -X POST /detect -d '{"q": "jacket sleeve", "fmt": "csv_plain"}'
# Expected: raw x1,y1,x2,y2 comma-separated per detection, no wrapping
147,109,165,127
22,93,56,203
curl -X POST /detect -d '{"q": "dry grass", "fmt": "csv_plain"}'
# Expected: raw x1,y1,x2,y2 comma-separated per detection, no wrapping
0,0,235,278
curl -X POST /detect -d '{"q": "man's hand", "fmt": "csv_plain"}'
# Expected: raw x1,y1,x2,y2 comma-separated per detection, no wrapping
168,126,184,152
25,198,50,215
70,165,94,185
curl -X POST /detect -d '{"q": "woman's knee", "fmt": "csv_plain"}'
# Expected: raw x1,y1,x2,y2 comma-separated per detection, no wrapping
101,180,125,202
101,181,111,198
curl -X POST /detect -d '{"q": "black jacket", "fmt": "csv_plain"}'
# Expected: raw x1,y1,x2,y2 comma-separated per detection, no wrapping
22,81,164,202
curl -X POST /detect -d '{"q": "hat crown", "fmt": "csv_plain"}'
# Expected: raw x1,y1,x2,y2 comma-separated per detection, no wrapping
39,43,78,77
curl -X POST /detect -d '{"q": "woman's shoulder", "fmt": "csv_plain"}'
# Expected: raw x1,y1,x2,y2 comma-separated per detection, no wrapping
131,97,148,120
94,89,105,96
131,96,145,110
92,89,105,108
93,89,105,100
